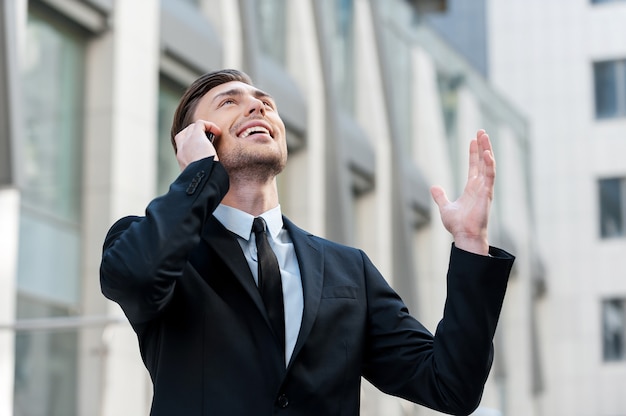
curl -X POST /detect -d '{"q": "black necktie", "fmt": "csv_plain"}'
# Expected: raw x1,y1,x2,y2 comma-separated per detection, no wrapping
252,217,285,354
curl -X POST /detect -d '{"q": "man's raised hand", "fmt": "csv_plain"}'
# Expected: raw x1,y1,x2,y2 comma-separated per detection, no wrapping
430,130,495,256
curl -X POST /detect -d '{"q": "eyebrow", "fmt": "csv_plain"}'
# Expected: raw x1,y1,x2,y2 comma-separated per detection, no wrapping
211,87,274,105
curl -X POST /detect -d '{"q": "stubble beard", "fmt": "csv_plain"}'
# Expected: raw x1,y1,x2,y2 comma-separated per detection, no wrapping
220,144,287,184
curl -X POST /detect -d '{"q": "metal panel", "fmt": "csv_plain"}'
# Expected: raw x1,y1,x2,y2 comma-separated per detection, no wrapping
338,112,376,195
38,0,109,33
406,0,447,14
256,56,308,137
237,0,308,138
84,0,113,13
160,0,222,74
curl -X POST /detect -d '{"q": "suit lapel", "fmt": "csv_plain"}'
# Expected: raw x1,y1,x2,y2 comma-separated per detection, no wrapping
282,217,324,368
192,215,326,370
196,216,269,323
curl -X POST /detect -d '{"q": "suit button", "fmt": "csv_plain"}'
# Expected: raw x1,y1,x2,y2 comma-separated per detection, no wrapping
276,394,289,408
185,183,197,195
185,171,205,195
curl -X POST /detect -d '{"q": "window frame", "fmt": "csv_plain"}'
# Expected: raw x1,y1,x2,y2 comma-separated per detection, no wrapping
593,58,626,119
602,297,626,362
14,5,89,416
598,177,626,239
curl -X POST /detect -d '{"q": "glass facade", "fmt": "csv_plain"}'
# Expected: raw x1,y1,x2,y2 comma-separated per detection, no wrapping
255,0,287,64
602,298,626,361
379,0,415,152
157,76,186,195
425,0,489,78
0,1,540,414
594,59,626,119
321,0,355,114
385,29,413,152
598,177,625,238
14,299,78,416
13,7,86,416
437,72,459,143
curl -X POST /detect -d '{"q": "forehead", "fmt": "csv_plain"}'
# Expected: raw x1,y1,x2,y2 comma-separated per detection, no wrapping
205,81,272,102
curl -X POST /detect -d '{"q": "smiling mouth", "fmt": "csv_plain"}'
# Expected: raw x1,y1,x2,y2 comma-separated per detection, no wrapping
238,126,271,139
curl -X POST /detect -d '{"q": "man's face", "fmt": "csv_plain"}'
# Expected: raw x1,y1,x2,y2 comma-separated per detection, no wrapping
192,81,287,179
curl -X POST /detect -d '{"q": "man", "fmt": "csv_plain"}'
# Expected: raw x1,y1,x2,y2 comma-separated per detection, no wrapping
100,69,514,415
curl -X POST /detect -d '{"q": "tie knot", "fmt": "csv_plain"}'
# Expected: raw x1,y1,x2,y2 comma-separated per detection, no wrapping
252,217,267,235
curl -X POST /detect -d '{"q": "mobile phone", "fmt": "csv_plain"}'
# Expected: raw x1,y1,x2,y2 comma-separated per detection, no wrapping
206,131,215,144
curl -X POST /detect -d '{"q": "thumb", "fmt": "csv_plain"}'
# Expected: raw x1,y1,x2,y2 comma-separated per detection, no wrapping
430,185,450,209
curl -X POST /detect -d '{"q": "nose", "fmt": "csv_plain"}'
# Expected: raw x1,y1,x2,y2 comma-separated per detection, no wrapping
247,96,265,116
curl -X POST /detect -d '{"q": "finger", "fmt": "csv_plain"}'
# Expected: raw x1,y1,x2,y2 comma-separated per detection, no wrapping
196,120,222,142
175,121,221,154
477,129,490,150
174,121,220,170
468,138,479,179
478,131,495,182
483,148,496,185
476,131,485,177
174,123,195,151
430,185,450,209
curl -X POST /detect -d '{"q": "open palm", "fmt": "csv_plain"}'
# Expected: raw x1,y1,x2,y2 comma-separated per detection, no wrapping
430,130,495,256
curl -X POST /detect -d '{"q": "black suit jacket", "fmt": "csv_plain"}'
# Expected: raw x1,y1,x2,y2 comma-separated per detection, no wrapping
100,157,514,416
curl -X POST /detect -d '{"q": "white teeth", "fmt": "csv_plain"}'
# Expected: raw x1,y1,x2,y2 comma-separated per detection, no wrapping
239,126,270,138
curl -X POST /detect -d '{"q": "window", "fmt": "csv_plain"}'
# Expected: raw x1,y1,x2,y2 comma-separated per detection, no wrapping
378,0,416,152
383,26,413,152
593,59,626,119
14,7,86,416
603,298,626,361
598,177,626,238
255,0,287,64
321,0,355,113
157,76,186,195
438,73,459,141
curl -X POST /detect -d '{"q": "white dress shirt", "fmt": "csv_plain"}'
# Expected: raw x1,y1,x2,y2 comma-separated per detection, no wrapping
213,204,303,365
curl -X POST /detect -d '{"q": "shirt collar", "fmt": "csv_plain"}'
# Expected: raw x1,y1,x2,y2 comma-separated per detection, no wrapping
213,204,283,241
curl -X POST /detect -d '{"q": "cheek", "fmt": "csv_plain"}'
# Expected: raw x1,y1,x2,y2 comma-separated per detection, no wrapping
275,121,287,143
217,139,238,154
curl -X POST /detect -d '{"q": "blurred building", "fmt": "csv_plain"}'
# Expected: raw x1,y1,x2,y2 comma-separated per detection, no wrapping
423,0,489,79
0,0,538,415
409,0,626,413
486,1,626,415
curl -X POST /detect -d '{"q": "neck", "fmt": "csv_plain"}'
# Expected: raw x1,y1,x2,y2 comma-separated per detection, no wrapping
221,176,280,217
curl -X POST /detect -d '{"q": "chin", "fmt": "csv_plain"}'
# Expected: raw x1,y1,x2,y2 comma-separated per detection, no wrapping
221,150,286,179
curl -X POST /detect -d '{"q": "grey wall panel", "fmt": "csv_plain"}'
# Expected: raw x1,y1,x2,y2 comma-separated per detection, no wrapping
84,0,113,13
256,56,307,137
38,0,109,33
160,0,222,73
338,112,376,195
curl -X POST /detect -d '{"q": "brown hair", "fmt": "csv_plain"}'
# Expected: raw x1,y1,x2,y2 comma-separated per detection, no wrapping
170,68,253,151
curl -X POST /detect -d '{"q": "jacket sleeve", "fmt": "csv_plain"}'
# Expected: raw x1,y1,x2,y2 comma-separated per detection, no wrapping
99,157,229,325
361,244,514,416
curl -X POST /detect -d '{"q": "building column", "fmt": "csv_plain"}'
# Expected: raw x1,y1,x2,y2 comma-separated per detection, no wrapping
0,189,19,416
0,0,25,413
80,1,160,415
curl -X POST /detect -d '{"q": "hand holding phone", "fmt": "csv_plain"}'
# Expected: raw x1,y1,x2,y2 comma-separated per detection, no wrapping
174,121,220,170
